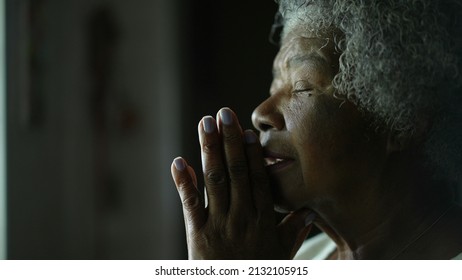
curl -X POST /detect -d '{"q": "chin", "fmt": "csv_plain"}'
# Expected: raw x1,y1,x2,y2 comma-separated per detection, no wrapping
270,181,307,213
271,185,294,213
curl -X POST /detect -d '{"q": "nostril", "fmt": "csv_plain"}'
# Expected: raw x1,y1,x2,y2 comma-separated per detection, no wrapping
259,123,273,132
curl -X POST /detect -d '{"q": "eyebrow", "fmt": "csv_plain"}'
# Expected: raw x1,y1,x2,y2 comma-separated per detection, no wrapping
287,54,327,69
272,53,327,78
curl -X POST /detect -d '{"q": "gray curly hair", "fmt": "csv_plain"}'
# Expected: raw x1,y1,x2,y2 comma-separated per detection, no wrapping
275,0,462,181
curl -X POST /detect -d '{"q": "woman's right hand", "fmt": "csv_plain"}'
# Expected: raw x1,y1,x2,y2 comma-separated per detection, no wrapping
170,108,315,259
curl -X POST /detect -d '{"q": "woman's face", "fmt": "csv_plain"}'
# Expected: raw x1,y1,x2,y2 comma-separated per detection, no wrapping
252,26,387,213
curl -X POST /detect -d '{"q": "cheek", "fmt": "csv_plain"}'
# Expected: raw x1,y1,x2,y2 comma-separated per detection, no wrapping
292,108,331,189
287,97,371,191
285,98,317,140
287,97,334,154
285,98,329,186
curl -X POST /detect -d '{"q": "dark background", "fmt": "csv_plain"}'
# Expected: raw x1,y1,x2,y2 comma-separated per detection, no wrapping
6,0,278,259
181,0,278,186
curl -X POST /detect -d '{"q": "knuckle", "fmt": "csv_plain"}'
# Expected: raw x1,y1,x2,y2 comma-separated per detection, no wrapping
181,193,200,211
228,160,248,178
176,177,192,191
202,140,219,154
182,195,199,209
204,168,227,186
222,131,242,144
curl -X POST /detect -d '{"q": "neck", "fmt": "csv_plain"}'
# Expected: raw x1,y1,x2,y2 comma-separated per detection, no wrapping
315,151,459,259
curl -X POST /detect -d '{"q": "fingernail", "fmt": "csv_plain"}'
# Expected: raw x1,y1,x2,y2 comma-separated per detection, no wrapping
203,116,215,133
244,130,257,144
220,108,233,125
305,212,316,226
174,157,186,171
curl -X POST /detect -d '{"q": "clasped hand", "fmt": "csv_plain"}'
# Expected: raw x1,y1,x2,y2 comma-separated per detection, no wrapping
171,108,314,259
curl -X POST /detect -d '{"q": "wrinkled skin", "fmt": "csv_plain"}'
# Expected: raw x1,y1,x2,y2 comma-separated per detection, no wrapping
171,108,313,259
171,25,462,259
170,26,367,259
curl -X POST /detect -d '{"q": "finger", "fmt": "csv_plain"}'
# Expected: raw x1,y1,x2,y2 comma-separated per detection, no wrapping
217,108,252,213
187,165,203,206
199,116,229,216
278,209,316,258
244,130,272,215
187,166,198,188
171,157,207,232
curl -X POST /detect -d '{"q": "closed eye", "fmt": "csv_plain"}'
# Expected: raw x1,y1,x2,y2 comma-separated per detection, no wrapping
292,80,314,96
292,88,314,96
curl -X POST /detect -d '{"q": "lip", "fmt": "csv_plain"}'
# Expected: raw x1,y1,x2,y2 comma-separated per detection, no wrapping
263,150,295,172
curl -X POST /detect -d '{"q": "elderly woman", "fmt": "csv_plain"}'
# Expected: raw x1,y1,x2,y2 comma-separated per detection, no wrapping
171,0,462,259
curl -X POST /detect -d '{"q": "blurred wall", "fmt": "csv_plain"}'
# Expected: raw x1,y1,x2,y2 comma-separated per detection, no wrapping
6,0,278,259
1,0,6,260
7,0,185,259
180,1,278,182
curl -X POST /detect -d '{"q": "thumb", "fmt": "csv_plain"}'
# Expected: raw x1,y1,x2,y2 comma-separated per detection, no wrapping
277,209,316,259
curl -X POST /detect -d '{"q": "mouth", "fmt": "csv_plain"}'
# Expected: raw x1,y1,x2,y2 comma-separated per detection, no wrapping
263,151,294,172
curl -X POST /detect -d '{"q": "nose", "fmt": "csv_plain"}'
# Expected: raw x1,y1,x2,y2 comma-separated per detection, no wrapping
251,95,285,132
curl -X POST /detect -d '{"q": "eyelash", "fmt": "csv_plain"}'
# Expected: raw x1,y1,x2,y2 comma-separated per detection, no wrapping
292,88,314,97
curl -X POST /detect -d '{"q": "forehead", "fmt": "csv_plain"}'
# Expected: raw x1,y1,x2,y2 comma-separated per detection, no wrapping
273,27,339,76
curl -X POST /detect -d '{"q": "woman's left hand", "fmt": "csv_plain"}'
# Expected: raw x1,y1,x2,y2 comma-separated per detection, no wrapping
171,108,314,259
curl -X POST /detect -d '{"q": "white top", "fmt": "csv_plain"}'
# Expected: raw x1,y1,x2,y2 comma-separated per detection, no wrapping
294,233,336,260
452,253,462,260
294,233,462,260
